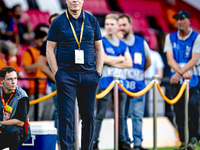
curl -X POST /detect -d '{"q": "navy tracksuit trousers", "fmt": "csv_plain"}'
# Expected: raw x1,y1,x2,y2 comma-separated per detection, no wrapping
55,69,100,150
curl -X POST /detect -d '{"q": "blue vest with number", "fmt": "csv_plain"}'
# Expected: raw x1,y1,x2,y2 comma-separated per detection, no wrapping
170,31,199,87
126,35,146,92
99,37,127,90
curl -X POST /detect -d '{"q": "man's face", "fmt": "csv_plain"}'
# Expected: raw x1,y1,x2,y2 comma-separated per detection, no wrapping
35,37,46,48
66,0,83,12
118,17,132,39
1,71,17,92
175,17,190,32
105,18,118,36
14,6,22,19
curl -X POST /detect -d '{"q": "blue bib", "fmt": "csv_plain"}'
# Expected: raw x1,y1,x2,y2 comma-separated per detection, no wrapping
170,31,199,87
99,37,127,90
126,35,146,92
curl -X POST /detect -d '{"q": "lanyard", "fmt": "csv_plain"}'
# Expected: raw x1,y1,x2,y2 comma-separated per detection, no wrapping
1,88,15,120
65,10,85,49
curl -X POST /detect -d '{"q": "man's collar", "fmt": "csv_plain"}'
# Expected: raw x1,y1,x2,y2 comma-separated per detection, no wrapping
2,88,16,95
67,8,83,20
177,28,193,41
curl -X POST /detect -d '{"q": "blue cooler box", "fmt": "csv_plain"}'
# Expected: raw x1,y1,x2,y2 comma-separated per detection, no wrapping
18,124,57,150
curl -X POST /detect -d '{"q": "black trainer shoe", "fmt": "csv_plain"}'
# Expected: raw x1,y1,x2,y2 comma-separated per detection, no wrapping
93,140,99,150
174,142,186,150
134,146,149,150
119,141,133,150
188,137,198,150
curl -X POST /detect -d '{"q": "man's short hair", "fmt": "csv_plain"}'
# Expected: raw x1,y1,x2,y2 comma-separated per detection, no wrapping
49,13,59,24
0,66,17,79
11,4,21,12
34,30,47,39
105,14,119,21
119,14,132,24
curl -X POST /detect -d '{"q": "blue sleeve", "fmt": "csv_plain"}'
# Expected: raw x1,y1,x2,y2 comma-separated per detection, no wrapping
94,18,102,41
47,19,59,42
7,17,14,31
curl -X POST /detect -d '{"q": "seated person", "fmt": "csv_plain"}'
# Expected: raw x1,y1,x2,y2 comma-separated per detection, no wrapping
0,66,29,150
22,28,54,121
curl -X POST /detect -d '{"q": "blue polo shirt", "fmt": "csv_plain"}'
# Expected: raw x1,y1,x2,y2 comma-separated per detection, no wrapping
47,10,102,73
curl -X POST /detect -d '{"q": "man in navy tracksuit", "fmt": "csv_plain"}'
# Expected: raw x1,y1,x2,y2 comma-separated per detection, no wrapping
46,0,104,149
164,10,200,150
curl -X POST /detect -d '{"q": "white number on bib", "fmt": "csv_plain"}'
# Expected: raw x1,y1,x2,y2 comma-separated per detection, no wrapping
126,81,136,90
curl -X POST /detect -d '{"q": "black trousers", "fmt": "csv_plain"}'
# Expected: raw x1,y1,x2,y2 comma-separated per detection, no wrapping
171,84,199,142
55,70,100,150
0,125,25,150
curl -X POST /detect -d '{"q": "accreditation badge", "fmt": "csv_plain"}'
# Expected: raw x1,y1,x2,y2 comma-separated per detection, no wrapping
75,49,84,64
134,52,142,65
4,105,12,120
5,104,13,113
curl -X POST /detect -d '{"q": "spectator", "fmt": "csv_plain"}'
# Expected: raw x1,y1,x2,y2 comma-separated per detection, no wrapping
0,41,7,70
0,66,29,150
6,41,22,78
0,1,19,46
22,29,54,121
118,14,151,150
12,4,34,45
144,49,164,117
38,13,59,143
34,23,49,36
93,14,132,150
0,56,6,70
0,40,22,77
164,10,200,150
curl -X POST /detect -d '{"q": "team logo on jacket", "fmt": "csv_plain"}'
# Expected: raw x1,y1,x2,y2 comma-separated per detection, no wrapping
173,43,180,49
106,48,115,54
185,46,191,54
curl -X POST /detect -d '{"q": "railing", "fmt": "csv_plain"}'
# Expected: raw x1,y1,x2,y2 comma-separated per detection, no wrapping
23,76,189,150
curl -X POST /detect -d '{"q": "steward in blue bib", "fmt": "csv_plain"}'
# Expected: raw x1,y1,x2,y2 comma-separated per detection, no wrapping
99,37,127,90
126,35,146,92
170,30,199,87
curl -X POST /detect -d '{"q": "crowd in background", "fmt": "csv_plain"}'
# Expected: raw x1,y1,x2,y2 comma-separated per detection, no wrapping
0,0,192,120
0,1,169,121
0,1,54,121
0,1,200,149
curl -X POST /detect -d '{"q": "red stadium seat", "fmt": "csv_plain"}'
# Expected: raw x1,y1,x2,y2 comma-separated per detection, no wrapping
190,17,200,30
17,45,30,67
128,13,150,33
117,0,162,17
116,0,170,33
83,0,111,14
25,9,50,29
144,30,158,50
156,16,170,32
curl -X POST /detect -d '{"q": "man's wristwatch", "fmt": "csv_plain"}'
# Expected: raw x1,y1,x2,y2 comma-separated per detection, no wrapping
98,72,102,78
